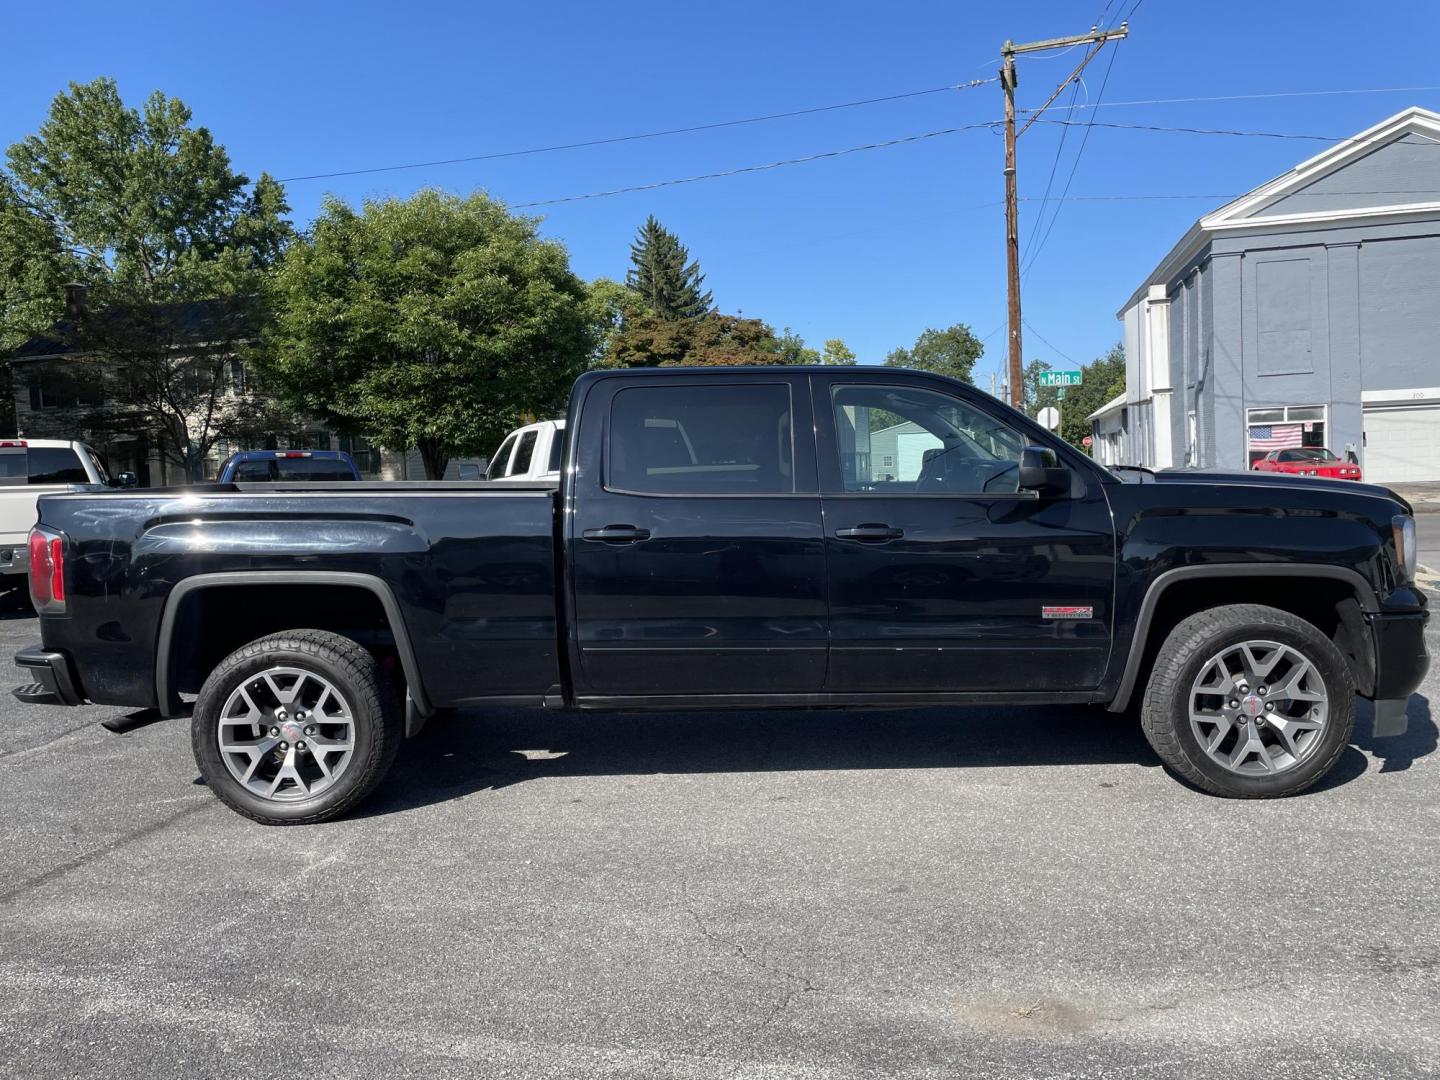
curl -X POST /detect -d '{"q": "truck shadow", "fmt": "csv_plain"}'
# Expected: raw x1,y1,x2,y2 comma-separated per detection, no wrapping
360,693,1435,817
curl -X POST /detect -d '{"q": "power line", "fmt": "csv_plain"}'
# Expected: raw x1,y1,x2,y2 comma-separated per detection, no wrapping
509,123,997,209
1023,189,1440,201
1021,78,1084,270
1020,84,1440,113
1026,118,1356,141
1022,37,1120,277
277,79,995,183
1023,318,1079,366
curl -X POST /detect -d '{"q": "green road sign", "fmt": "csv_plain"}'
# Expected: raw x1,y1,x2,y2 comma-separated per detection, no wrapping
1056,387,1067,400
1039,370,1083,387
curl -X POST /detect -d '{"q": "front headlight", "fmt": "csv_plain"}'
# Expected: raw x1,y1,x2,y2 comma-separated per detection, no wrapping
1392,515,1417,583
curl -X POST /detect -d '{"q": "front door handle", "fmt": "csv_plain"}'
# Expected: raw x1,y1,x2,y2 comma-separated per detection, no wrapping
835,523,904,542
582,524,651,543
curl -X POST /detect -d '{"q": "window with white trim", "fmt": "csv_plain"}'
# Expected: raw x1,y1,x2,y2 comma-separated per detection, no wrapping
1245,404,1327,467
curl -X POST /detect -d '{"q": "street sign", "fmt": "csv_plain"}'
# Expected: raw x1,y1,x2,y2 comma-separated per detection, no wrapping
1036,406,1061,431
1056,387,1067,400
1039,370,1083,387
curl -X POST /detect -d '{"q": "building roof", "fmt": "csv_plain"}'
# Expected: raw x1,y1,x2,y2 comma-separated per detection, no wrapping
1118,106,1440,317
9,297,251,363
1088,391,1127,422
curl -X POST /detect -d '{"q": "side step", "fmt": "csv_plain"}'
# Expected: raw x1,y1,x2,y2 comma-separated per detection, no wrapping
13,683,62,706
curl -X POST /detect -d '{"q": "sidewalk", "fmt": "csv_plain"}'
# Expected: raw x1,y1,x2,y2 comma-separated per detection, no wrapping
1413,503,1440,585
1387,481,1440,513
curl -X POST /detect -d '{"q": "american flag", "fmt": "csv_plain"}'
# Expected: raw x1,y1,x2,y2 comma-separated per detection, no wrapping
1249,424,1304,450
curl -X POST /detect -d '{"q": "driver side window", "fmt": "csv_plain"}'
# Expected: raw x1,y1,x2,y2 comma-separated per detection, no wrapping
830,384,1026,494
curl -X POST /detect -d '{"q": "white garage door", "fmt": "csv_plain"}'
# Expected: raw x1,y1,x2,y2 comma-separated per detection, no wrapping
1364,403,1440,483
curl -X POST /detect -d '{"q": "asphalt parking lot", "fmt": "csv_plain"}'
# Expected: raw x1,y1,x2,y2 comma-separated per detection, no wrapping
1,606,1437,1080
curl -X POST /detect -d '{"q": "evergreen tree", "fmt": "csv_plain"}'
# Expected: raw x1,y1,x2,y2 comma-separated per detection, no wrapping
625,215,712,319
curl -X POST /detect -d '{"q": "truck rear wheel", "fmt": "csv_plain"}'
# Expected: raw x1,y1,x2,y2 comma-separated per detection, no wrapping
191,630,402,825
1140,603,1355,798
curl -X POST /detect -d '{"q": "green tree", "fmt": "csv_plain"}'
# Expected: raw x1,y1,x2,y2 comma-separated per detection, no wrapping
822,338,857,365
884,323,983,383
1,78,294,478
585,276,637,368
774,327,820,365
625,215,712,320
0,174,73,356
602,311,803,368
1053,343,1125,448
1022,359,1060,419
263,190,595,479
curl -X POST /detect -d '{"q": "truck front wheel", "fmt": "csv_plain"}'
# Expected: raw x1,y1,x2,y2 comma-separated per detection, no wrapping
191,630,403,825
1140,603,1355,798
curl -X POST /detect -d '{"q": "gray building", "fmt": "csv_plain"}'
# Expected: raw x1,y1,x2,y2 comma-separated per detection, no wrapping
1092,106,1440,482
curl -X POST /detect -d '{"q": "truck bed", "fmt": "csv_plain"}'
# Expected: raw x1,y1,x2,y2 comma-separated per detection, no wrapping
31,484,562,711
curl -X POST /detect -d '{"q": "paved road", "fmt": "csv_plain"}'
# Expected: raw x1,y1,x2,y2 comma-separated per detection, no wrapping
1,607,1436,1079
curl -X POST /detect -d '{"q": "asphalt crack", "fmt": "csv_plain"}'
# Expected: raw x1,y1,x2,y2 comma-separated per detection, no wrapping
681,884,822,1033
0,720,102,761
0,797,216,905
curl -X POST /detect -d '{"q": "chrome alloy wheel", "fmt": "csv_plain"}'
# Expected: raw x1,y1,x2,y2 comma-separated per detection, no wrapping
1188,639,1329,776
217,667,356,801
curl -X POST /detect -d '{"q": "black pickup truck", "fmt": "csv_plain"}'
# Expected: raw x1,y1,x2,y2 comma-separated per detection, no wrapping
14,367,1429,823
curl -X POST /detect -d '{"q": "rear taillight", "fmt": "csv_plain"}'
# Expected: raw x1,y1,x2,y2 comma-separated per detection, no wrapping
28,527,65,613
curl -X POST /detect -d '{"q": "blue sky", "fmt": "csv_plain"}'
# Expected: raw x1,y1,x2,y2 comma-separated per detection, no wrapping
4,0,1439,391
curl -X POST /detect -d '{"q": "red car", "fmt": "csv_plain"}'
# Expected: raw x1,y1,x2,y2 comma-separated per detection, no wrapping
1252,447,1363,480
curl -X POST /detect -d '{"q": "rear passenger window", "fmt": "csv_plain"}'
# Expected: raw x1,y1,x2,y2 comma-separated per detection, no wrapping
28,448,88,484
607,384,793,495
509,431,538,476
234,461,276,482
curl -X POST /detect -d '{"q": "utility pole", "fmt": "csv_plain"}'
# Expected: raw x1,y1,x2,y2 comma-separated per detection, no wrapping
1001,23,1128,409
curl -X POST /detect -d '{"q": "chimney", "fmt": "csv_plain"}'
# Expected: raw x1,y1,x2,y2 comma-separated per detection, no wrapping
63,282,88,318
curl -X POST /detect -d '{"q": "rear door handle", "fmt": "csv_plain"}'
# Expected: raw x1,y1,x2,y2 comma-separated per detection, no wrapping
582,524,651,543
835,523,904,542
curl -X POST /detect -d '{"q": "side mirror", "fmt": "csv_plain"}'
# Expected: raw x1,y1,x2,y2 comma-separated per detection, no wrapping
115,471,138,488
1017,445,1069,497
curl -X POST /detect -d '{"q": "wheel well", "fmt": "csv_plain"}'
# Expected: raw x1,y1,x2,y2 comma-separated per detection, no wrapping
166,584,405,699
1123,575,1374,707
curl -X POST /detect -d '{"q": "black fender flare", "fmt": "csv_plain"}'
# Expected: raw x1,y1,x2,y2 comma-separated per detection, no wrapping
154,570,432,719
1106,563,1379,712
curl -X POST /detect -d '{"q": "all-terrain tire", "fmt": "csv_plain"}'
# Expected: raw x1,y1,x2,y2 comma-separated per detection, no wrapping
192,629,402,825
1140,603,1355,798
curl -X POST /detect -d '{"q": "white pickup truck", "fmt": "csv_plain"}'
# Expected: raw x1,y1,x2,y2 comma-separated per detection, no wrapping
485,419,564,481
0,439,114,595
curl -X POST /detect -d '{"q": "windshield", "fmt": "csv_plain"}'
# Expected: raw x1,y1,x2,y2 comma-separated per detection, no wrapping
1292,448,1337,461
